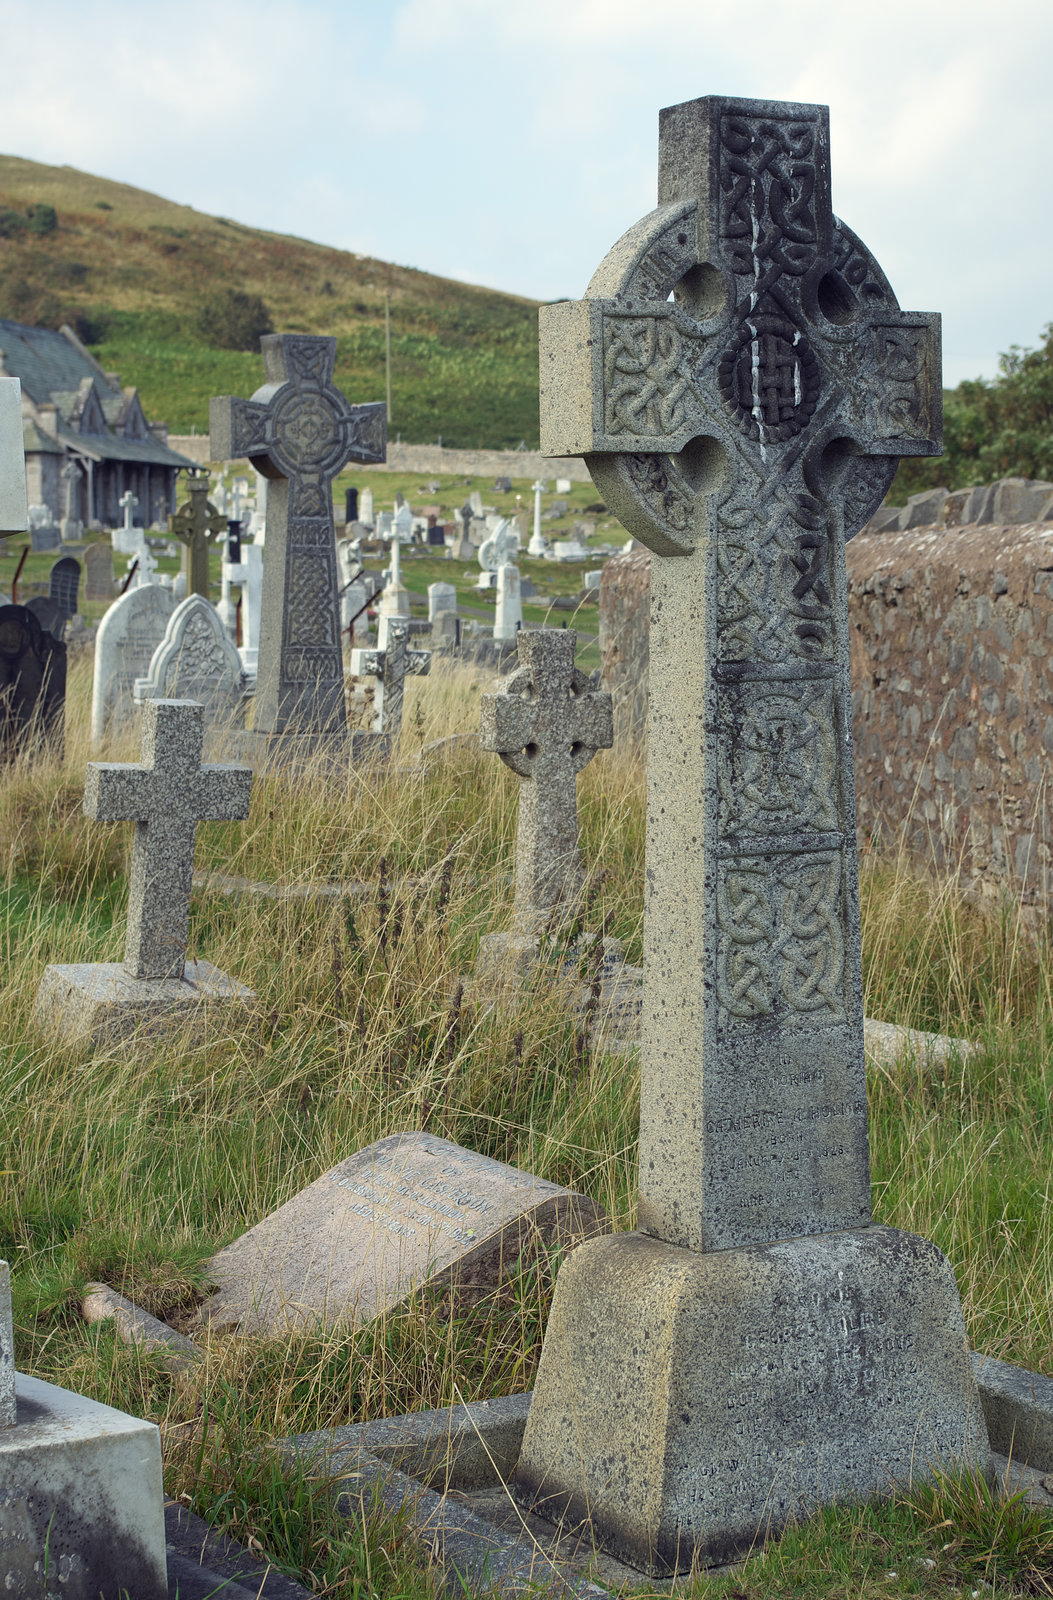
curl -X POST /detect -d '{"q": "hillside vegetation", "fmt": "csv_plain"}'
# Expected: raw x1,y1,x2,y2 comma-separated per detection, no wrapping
0,154,540,447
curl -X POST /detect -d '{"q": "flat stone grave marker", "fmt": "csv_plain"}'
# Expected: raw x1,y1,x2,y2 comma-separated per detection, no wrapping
514,92,987,1573
36,697,254,1046
211,334,386,747
198,1130,608,1335
0,603,66,756
90,583,176,745
83,541,114,601
134,593,246,726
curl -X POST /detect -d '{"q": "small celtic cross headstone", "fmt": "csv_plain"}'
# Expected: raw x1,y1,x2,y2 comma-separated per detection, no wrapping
350,621,430,739
169,476,226,599
515,94,986,1573
211,336,386,738
85,698,252,978
480,629,612,936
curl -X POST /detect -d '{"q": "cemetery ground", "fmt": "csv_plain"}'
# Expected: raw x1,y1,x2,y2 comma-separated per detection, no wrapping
3,655,1053,1597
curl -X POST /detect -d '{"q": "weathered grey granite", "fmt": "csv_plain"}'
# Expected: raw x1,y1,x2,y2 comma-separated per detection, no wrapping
211,335,385,738
170,473,226,598
517,1228,986,1574
198,1131,607,1336
970,1350,1053,1470
34,958,254,1048
515,93,985,1570
90,582,175,745
133,593,246,723
86,698,252,979
0,1261,14,1428
350,621,430,739
477,629,612,980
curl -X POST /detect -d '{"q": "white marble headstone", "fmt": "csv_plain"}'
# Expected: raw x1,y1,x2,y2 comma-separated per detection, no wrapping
90,584,177,745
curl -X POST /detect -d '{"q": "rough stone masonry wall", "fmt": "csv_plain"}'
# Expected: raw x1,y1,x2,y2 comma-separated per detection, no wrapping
600,525,1053,911
174,436,594,483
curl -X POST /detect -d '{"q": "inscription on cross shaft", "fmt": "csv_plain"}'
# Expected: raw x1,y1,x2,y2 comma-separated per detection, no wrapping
480,630,613,935
211,336,386,738
84,699,252,979
169,476,227,599
540,96,941,1253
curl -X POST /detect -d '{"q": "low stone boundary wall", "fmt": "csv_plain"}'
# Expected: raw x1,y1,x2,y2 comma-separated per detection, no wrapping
173,436,593,484
600,523,1053,911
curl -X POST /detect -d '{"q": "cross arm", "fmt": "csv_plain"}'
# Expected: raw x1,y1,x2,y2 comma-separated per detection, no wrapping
84,762,152,822
564,685,615,754
480,693,536,755
406,651,431,678
346,404,388,466
349,648,382,677
209,395,274,464
193,765,253,821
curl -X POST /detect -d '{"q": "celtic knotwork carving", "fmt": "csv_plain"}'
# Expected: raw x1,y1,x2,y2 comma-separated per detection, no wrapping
717,314,820,441
871,325,932,440
717,680,839,836
286,556,335,651
285,337,331,385
624,453,694,534
716,851,846,1029
716,472,835,664
603,315,697,437
720,113,819,286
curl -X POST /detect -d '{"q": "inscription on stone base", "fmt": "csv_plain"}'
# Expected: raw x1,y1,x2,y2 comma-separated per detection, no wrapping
199,1131,608,1335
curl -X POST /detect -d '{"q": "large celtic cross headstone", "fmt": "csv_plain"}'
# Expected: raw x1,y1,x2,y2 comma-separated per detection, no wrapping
211,336,385,738
170,476,226,599
514,95,986,1574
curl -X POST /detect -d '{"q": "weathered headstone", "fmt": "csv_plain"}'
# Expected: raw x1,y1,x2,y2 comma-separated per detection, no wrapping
428,580,457,622
469,490,484,518
211,335,386,750
240,542,264,674
83,541,115,600
170,474,226,598
494,560,522,641
90,584,176,745
494,475,512,493
35,697,254,1045
345,485,359,524
113,489,141,555
198,1131,608,1335
476,629,612,979
0,603,66,756
0,1259,168,1598
134,594,246,724
350,620,430,740
24,594,67,641
360,485,375,528
59,457,83,542
49,554,81,619
377,519,411,639
514,93,987,1571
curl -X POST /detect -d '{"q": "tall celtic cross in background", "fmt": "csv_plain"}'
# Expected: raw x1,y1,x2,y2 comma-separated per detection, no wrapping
542,95,941,1254
211,336,385,737
170,475,226,598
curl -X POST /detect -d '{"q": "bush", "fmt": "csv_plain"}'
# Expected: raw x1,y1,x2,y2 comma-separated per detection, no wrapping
0,209,25,239
196,289,273,352
25,204,57,235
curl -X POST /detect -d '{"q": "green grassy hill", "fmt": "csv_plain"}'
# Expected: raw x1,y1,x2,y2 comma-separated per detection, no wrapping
0,154,540,447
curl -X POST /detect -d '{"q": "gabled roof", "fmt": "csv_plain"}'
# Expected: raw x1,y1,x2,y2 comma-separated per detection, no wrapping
0,319,104,405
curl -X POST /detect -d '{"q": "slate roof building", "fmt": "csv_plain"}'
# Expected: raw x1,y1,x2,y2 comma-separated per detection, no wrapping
0,318,195,530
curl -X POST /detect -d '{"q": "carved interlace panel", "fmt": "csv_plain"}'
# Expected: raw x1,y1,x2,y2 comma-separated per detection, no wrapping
716,851,846,1031
717,679,838,837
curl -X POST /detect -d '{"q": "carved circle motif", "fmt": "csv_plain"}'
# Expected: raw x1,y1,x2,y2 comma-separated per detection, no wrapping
718,314,820,442
271,389,345,475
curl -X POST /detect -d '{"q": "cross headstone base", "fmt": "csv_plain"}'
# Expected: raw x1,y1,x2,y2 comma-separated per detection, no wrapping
34,958,254,1049
515,1226,987,1575
0,1261,168,1598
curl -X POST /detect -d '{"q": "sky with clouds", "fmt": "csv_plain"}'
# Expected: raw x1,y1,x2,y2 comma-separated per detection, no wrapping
0,0,1046,385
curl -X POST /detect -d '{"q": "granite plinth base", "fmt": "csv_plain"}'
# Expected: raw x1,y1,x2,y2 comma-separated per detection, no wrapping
34,960,254,1048
236,728,387,774
514,1227,990,1576
0,1371,167,1599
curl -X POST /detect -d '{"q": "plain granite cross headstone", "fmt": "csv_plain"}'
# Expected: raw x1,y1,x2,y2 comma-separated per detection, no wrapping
170,475,226,598
350,620,430,740
197,1131,608,1335
36,698,254,1046
0,1259,168,1597
134,593,246,725
514,93,988,1572
476,628,612,980
90,583,177,745
211,334,386,751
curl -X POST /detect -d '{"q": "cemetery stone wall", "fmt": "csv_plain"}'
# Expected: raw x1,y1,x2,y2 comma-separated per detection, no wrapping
599,523,1053,911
